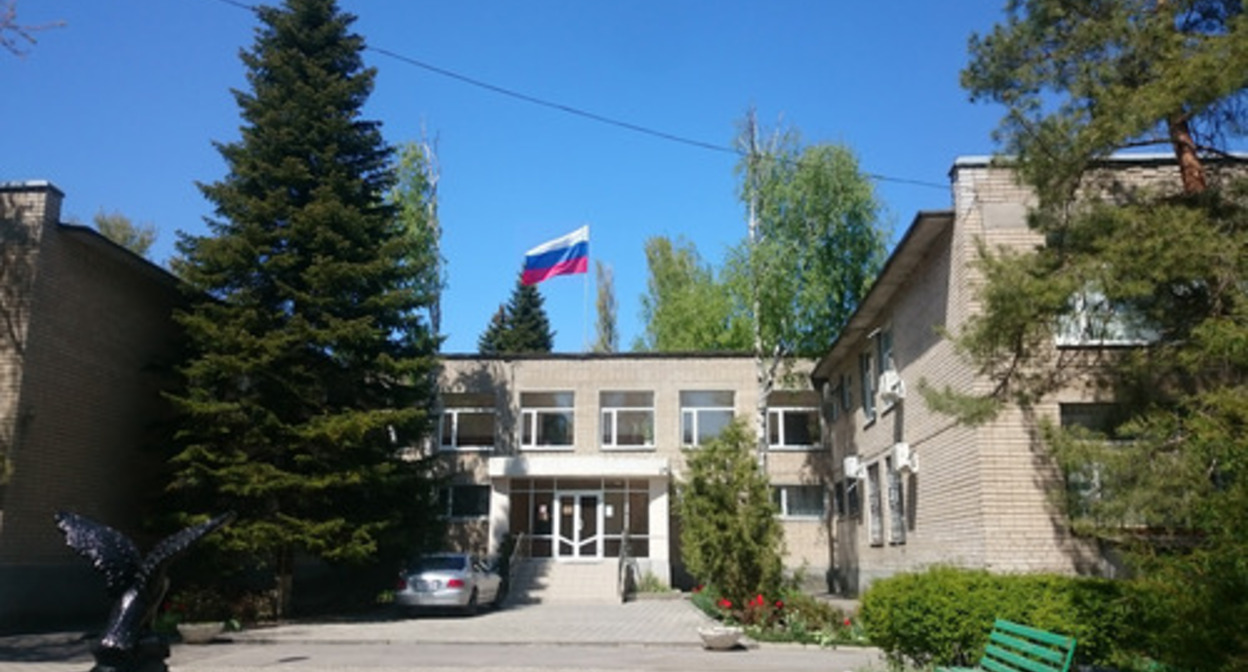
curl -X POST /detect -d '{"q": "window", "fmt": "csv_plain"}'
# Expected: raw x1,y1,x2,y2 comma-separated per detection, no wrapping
1057,287,1159,346
1060,403,1130,524
438,392,496,451
772,485,826,519
840,373,851,413
886,457,906,544
767,391,819,450
600,391,655,449
439,485,490,519
521,391,574,449
859,352,876,422
867,462,883,546
876,329,898,411
680,391,734,447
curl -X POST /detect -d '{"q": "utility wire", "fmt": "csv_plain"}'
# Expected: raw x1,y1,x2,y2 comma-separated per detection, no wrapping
208,0,948,190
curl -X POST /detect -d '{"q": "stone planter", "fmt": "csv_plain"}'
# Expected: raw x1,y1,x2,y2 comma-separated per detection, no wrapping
177,622,224,644
697,625,743,650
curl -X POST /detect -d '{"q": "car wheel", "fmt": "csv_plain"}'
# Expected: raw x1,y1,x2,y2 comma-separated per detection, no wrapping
463,588,479,616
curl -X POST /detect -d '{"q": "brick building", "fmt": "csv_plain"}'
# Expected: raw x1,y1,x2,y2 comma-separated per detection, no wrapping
432,354,829,595
810,155,1235,594
0,182,183,630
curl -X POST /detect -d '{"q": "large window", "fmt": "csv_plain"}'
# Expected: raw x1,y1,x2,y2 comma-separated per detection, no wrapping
767,391,819,450
600,391,655,449
1060,403,1130,524
772,485,826,519
680,390,734,447
1057,287,1158,346
439,484,490,519
867,462,884,546
439,392,496,451
521,391,574,449
886,457,906,544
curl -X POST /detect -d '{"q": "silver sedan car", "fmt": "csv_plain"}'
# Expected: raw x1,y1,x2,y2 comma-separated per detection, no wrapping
395,552,504,616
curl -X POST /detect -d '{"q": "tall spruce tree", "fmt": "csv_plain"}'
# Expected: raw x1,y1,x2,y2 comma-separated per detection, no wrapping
168,0,441,617
477,275,554,354
950,2,1248,668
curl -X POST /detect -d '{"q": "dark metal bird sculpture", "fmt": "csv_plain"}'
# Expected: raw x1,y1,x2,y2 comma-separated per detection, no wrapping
54,511,234,672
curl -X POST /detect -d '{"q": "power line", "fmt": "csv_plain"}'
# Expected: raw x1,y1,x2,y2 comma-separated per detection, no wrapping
208,0,948,191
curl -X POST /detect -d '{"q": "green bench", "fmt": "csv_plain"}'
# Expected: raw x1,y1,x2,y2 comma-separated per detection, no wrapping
937,619,1077,672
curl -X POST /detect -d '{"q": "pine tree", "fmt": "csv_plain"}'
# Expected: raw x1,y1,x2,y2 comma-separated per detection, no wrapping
167,0,441,617
477,275,554,354
951,3,1248,668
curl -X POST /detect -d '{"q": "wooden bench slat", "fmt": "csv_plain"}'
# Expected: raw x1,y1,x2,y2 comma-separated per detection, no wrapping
985,644,1065,672
989,631,1071,665
994,619,1076,649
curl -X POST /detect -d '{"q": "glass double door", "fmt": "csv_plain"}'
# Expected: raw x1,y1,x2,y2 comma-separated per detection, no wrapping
555,491,602,560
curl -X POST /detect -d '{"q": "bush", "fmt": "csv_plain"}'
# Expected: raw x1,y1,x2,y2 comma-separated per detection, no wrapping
859,566,1135,669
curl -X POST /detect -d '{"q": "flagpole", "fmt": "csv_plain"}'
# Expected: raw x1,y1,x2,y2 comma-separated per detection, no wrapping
582,224,590,352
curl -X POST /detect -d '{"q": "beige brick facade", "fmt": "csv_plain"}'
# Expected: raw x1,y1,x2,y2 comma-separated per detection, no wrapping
810,155,1220,595
0,182,183,630
433,354,828,589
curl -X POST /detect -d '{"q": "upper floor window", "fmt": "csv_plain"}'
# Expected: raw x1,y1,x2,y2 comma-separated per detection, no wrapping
680,390,734,447
767,391,819,450
859,352,876,422
1056,287,1158,346
439,392,496,451
601,391,655,449
772,485,826,519
521,391,574,449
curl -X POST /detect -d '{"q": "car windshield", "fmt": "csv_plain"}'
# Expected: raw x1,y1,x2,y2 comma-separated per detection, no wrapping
411,555,467,572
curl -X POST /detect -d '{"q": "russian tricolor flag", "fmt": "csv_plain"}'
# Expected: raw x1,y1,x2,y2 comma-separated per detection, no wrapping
522,225,589,286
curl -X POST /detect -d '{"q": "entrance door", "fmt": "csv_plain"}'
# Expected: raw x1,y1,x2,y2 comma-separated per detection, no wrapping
555,492,602,560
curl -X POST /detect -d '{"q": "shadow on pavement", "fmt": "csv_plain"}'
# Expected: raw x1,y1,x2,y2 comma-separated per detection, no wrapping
0,631,94,663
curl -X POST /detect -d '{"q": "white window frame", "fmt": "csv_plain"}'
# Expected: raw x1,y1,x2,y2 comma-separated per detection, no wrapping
767,406,820,451
773,484,826,520
886,457,906,545
438,396,496,452
680,390,735,447
867,462,884,546
600,391,656,451
520,391,575,451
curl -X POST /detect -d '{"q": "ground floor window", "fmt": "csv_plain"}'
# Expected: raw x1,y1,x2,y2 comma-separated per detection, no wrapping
772,484,826,519
508,477,651,559
440,484,490,519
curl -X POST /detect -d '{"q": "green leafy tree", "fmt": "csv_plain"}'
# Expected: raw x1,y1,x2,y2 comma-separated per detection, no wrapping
92,210,157,258
390,138,444,338
477,274,554,354
635,236,749,352
952,2,1248,669
167,0,442,617
677,420,785,604
730,111,887,451
592,260,617,353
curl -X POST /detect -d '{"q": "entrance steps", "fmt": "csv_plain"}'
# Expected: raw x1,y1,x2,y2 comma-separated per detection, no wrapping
505,558,620,605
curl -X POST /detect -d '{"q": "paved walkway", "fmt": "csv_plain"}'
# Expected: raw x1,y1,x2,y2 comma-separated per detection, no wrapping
0,600,885,672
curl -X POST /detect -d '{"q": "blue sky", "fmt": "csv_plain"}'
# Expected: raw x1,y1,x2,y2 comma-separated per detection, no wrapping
6,1,1008,353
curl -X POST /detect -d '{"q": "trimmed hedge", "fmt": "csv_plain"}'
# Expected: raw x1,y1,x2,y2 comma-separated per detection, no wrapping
859,566,1136,669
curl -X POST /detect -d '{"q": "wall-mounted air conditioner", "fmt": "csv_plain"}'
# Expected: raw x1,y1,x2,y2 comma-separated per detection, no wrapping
842,455,866,480
879,369,906,404
892,442,918,473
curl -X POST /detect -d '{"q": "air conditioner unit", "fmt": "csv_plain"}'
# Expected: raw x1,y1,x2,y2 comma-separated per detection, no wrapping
892,442,918,473
879,369,906,404
842,455,866,480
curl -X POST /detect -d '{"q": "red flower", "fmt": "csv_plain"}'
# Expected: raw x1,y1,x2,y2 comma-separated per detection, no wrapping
717,598,732,609
843,617,852,627
774,600,784,609
693,585,704,593
751,594,764,607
